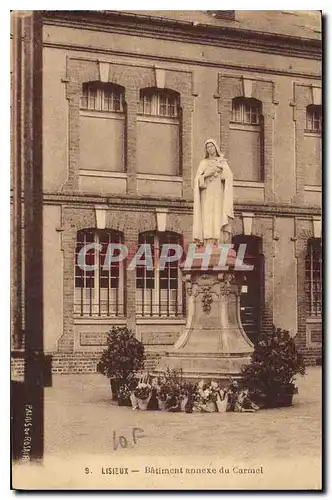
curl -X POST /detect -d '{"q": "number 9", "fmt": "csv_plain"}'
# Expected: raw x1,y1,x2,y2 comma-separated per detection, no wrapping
85,467,90,474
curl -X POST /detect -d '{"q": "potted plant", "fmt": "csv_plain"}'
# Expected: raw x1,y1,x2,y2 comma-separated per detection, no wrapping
224,378,241,412
117,379,137,407
96,326,145,401
241,326,306,408
193,380,221,412
179,381,198,413
133,382,152,410
155,379,169,411
154,369,199,412
234,389,260,412
154,369,181,412
222,378,259,412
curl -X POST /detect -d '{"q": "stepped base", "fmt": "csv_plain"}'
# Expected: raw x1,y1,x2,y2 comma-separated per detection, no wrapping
155,351,251,384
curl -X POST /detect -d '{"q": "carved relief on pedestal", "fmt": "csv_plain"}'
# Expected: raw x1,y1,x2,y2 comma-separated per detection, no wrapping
201,286,213,313
217,272,238,296
183,271,242,315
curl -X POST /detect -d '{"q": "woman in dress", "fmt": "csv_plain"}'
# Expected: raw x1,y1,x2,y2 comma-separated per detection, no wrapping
193,139,234,245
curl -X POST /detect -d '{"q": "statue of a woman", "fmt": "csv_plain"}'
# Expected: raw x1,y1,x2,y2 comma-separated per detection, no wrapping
193,139,234,246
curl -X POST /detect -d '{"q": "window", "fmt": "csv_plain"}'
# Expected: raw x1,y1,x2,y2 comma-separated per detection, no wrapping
74,229,124,317
80,82,124,112
305,238,322,316
306,105,322,133
136,232,184,317
79,82,126,173
231,97,262,125
137,88,181,176
229,97,264,182
304,105,322,185
139,89,179,118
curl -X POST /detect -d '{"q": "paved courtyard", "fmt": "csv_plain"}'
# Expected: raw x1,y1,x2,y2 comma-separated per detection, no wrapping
44,368,322,459
14,367,321,489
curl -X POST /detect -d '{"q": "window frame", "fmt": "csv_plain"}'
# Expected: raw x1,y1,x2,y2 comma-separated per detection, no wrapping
135,231,184,318
80,82,125,113
305,104,322,134
138,89,180,119
74,229,125,318
229,96,264,182
305,238,322,317
231,97,262,126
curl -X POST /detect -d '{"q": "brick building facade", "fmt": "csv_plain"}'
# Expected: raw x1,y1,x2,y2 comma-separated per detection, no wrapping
12,10,322,375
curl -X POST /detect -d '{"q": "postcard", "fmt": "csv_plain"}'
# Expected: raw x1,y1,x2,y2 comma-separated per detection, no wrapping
11,9,322,491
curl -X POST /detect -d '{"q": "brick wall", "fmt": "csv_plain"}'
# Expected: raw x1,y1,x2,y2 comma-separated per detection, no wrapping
11,342,321,382
11,350,164,378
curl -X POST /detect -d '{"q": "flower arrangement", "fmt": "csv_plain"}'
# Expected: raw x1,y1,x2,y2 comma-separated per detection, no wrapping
117,383,133,407
179,381,196,400
179,381,199,413
134,382,152,400
198,380,220,402
223,378,241,412
234,389,260,412
152,370,198,412
154,369,182,412
193,380,224,412
155,381,170,402
131,380,153,411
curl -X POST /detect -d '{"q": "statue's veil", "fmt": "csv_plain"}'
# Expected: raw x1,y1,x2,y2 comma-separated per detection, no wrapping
204,138,223,159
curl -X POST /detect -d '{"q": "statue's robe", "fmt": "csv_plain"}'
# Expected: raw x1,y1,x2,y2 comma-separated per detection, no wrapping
193,140,234,244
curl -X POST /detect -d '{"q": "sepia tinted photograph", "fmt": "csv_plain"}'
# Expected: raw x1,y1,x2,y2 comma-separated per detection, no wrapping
10,9,322,490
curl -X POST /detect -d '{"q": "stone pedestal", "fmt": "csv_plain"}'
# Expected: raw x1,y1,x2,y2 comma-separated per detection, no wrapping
156,248,254,383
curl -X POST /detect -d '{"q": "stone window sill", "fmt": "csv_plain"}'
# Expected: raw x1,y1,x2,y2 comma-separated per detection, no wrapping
137,173,182,183
304,130,321,137
136,318,186,325
74,317,126,325
304,185,321,192
306,317,322,324
234,180,264,188
80,110,125,121
229,122,260,132
79,170,126,178
137,115,179,125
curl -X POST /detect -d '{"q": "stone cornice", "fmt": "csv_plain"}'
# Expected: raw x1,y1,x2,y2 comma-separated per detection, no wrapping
43,41,321,81
41,11,322,61
14,192,321,218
